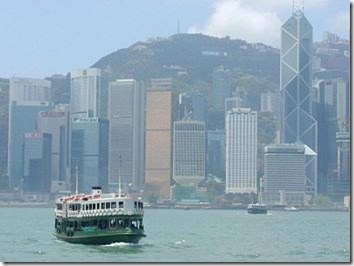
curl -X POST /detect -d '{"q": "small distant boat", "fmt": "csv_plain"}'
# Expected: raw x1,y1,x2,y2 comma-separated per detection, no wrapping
284,206,300,211
247,203,267,214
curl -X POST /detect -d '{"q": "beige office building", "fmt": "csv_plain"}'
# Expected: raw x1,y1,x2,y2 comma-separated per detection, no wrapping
144,79,176,200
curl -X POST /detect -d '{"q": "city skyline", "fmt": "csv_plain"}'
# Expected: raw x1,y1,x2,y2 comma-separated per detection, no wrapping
0,0,350,78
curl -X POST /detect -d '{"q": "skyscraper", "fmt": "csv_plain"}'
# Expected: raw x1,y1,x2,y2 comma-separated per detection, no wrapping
23,132,52,193
145,79,177,199
8,77,53,189
212,65,231,111
70,68,102,119
173,120,206,185
71,117,108,193
280,6,317,196
225,108,257,194
37,106,71,191
262,144,306,205
207,129,226,180
327,132,350,202
0,78,9,177
108,79,145,191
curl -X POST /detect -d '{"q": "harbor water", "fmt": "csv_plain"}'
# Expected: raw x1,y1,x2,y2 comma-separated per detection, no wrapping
0,207,350,262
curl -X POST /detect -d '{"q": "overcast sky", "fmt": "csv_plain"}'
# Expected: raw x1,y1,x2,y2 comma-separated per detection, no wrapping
0,0,350,79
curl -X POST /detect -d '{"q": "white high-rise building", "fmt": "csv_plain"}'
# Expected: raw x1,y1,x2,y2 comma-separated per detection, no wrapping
70,68,102,119
10,77,51,103
226,108,257,194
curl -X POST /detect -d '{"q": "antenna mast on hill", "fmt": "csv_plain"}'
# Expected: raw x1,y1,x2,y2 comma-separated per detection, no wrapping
177,19,180,34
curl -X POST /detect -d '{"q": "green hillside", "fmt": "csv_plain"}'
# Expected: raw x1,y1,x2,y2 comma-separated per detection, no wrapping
92,33,280,109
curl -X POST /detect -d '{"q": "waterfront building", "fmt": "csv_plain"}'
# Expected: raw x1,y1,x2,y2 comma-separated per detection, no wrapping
23,132,52,193
280,6,317,196
37,106,71,192
71,117,108,193
327,132,350,202
212,66,231,111
335,79,350,132
8,102,54,189
0,78,9,176
262,144,306,205
207,129,225,180
145,79,177,200
315,78,350,194
225,108,257,194
173,120,206,185
108,79,145,191
70,68,103,119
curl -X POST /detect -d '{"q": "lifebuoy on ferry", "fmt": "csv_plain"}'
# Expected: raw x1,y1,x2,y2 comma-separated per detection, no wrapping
113,209,117,214
118,209,123,215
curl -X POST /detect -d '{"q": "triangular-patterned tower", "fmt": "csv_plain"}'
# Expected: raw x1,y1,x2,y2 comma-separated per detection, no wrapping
280,6,317,196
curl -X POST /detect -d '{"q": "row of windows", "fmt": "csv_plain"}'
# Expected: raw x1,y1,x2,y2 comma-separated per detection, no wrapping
66,201,143,211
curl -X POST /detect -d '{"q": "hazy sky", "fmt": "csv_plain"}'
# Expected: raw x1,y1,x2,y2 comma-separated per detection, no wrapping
0,0,350,79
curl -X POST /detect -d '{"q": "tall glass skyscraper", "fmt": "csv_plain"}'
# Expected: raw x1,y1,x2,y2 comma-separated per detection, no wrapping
108,79,145,191
71,117,108,193
280,7,317,196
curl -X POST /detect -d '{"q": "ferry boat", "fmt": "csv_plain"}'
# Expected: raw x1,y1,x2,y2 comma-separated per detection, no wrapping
53,167,146,245
247,203,268,214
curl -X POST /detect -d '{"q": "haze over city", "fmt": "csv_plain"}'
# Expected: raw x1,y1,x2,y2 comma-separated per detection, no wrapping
0,0,350,78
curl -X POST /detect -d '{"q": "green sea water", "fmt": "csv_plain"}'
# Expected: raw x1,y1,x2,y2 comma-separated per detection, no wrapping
0,207,350,262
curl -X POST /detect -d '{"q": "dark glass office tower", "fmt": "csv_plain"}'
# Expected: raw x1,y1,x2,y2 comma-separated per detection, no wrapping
280,7,317,196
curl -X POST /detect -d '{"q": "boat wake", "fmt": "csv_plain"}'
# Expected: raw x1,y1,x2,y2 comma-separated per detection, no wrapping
102,242,140,247
174,240,186,245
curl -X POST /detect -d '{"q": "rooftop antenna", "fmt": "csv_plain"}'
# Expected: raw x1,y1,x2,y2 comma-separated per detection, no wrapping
75,163,79,195
118,155,122,198
292,0,304,15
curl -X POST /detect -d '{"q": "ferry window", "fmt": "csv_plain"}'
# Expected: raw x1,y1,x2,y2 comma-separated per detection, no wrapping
119,201,124,208
69,205,72,210
101,203,105,209
111,202,117,208
131,220,137,228
117,219,123,227
97,203,100,210
124,219,129,227
89,204,92,210
110,219,116,228
106,202,110,209
85,204,88,210
141,202,144,209
134,201,137,208
93,204,96,210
